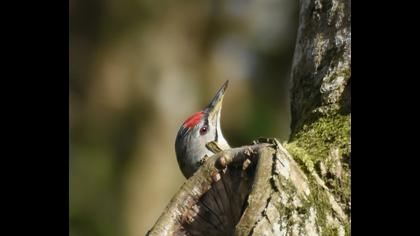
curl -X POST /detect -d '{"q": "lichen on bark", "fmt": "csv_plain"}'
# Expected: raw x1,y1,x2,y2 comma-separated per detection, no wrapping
290,0,351,135
286,0,351,232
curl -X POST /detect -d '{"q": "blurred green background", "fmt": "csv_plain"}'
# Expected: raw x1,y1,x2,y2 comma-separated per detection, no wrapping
70,0,298,235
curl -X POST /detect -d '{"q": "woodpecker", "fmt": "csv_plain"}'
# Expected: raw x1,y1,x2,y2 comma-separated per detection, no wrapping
175,81,230,178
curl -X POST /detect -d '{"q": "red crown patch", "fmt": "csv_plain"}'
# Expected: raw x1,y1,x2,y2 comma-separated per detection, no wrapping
183,111,204,129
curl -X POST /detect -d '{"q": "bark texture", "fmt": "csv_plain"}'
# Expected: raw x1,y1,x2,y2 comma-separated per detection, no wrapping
148,0,351,235
287,0,351,234
290,0,351,134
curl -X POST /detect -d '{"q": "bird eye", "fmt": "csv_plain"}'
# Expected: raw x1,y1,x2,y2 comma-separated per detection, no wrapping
200,126,208,135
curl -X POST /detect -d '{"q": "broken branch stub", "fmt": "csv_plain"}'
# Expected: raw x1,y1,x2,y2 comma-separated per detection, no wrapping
147,139,349,236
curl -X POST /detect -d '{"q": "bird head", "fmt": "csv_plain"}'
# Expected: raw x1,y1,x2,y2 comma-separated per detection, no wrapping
175,80,230,178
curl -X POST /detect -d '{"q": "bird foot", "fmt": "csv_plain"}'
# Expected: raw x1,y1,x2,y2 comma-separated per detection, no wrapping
199,155,209,165
253,137,281,146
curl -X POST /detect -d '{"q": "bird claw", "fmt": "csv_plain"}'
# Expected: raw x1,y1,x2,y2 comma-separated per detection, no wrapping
199,155,209,165
216,155,227,170
254,137,282,148
242,159,251,171
243,147,255,156
211,171,221,182
184,204,199,224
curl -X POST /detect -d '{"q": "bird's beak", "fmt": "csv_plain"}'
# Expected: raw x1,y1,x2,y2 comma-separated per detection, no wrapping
206,80,229,122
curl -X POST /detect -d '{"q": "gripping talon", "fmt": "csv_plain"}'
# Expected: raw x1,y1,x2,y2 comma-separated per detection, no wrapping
216,155,227,170
199,155,209,165
242,159,251,170
211,171,221,182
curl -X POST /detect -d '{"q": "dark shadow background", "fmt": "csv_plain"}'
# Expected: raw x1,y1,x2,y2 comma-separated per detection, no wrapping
70,0,298,235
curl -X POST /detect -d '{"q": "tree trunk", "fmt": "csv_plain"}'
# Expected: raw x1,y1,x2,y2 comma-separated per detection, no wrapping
147,0,351,235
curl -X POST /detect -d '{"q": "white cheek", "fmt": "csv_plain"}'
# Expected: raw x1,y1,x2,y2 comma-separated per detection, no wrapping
194,130,201,138
196,129,211,144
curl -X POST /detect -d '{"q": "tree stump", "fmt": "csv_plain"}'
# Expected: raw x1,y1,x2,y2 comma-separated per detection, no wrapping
147,0,351,234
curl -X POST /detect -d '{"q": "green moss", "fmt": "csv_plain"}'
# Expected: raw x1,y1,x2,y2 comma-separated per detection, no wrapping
283,142,315,174
292,111,350,160
308,179,330,232
270,159,350,235
344,221,351,236
284,110,351,235
271,173,306,228
295,111,350,210
306,174,348,236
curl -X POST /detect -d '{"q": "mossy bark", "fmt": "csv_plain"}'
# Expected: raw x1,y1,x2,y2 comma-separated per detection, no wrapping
285,0,351,233
148,0,350,235
234,0,351,233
